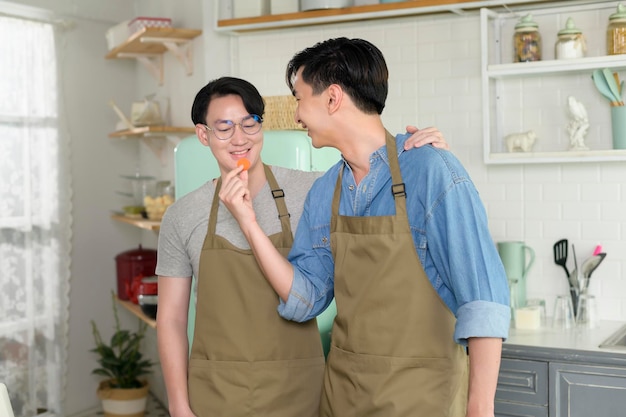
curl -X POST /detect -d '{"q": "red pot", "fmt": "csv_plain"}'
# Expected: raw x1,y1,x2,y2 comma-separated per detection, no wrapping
115,245,157,301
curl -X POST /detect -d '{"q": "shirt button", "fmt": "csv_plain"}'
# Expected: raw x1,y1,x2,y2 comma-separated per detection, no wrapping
322,237,328,244
348,185,355,191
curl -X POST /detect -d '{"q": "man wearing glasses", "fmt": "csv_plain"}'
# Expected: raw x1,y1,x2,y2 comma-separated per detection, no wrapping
155,76,449,417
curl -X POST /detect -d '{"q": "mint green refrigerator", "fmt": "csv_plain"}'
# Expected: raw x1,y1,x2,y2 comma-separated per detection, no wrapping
174,130,340,356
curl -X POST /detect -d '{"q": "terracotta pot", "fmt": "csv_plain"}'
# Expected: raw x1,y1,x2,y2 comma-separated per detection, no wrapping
97,380,149,417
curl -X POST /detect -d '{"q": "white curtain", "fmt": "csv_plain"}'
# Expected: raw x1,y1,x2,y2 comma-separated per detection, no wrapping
0,6,71,417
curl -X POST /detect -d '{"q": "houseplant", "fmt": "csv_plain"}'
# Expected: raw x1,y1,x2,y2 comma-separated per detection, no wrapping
91,292,154,417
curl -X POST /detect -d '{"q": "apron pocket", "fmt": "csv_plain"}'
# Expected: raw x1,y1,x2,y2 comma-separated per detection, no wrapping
322,345,461,417
188,358,252,416
252,356,325,417
189,356,325,417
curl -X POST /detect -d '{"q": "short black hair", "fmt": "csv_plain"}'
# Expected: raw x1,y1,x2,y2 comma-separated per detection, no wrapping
286,37,388,115
191,76,265,125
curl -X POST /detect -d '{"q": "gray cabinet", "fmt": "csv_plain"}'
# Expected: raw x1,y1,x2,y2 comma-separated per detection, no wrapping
496,345,626,417
550,362,626,417
496,358,548,417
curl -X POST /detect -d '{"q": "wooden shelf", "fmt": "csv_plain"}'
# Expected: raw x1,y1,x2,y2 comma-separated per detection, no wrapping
108,126,195,139
105,27,202,85
105,27,202,59
115,297,156,329
111,214,161,231
216,0,560,32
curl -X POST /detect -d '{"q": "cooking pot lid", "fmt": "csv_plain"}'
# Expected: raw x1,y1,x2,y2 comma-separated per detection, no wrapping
115,244,157,260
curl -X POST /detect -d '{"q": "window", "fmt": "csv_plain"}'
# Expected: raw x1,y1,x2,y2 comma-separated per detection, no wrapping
0,5,71,417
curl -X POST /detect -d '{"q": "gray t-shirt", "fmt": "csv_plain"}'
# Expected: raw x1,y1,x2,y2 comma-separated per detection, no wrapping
156,165,323,289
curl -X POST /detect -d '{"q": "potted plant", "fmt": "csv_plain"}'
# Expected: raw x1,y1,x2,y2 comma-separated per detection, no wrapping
91,292,154,417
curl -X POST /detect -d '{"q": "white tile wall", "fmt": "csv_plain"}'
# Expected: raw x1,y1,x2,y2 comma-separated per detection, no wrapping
229,11,625,321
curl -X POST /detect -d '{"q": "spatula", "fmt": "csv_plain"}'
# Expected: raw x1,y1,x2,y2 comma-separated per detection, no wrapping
553,239,569,278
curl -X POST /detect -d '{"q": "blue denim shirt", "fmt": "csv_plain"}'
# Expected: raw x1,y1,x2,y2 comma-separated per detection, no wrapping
279,133,510,345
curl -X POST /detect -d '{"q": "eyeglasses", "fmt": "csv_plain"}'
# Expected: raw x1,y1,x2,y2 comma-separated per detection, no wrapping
204,114,263,141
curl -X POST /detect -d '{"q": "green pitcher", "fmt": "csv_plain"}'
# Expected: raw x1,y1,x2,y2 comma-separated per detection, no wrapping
497,241,535,309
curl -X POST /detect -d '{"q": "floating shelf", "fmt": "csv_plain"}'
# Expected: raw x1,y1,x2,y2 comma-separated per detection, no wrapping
108,126,195,139
111,214,160,231
487,149,626,164
487,55,626,78
109,127,196,165
106,27,202,85
116,297,156,329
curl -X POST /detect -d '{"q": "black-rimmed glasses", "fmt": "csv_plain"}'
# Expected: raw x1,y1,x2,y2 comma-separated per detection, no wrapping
204,114,263,141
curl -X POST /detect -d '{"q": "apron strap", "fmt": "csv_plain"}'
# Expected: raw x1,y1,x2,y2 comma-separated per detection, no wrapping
208,177,222,234
264,164,293,241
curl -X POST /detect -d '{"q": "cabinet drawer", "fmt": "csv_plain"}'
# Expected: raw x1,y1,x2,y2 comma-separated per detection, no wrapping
550,362,626,417
495,400,548,417
496,358,548,406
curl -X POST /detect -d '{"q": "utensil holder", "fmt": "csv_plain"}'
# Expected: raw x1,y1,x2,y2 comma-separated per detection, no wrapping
611,105,626,149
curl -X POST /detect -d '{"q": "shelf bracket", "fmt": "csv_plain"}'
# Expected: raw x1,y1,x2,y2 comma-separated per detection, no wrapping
139,135,182,166
140,136,168,165
117,52,164,85
140,36,196,76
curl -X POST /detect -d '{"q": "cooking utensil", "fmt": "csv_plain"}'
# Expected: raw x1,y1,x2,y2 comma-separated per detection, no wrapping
577,253,607,294
568,268,580,316
603,68,624,105
569,244,580,312
553,239,569,278
585,252,606,279
592,70,622,104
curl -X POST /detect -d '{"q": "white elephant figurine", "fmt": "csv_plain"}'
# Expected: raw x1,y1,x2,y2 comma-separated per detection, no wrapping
505,130,537,153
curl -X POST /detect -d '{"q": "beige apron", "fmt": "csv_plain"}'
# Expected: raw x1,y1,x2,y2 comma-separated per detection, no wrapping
320,133,469,417
188,164,324,417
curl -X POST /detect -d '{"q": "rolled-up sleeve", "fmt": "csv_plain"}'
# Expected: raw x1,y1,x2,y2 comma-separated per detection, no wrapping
455,300,510,345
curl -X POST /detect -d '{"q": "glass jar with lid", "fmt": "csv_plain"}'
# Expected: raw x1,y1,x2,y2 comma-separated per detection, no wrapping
607,3,626,55
555,17,586,59
514,14,542,62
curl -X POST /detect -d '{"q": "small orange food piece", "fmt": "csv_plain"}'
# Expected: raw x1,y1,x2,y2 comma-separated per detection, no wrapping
236,158,250,171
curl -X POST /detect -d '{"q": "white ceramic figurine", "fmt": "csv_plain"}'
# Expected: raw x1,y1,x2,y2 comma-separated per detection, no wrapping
566,96,589,151
505,130,537,152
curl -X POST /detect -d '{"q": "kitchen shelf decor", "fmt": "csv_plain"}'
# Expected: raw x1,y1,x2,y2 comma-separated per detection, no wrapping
106,27,202,85
481,1,626,164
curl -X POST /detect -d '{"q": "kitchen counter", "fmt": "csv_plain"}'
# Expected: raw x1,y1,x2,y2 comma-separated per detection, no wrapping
504,320,626,366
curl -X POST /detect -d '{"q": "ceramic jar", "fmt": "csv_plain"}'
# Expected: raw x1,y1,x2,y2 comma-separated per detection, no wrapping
514,14,542,62
555,17,586,59
607,3,626,55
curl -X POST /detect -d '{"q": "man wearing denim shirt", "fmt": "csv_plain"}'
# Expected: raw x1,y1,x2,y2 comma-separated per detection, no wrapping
220,37,510,417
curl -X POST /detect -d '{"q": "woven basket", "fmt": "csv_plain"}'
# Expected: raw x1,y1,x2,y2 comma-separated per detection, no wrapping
262,95,304,131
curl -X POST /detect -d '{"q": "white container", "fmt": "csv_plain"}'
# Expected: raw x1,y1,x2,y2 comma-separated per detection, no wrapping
233,0,271,18
105,20,130,50
300,0,353,11
128,17,172,35
272,0,299,14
